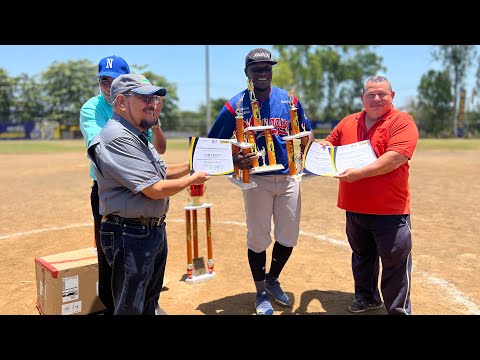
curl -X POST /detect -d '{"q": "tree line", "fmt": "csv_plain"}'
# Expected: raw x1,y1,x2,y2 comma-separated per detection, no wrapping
1,45,479,138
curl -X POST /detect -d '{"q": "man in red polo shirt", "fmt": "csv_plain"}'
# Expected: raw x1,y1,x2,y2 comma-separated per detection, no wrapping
320,75,419,315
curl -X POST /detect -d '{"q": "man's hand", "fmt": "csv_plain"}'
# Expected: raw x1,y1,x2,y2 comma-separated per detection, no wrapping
334,168,363,183
190,171,211,184
318,140,333,148
233,152,258,170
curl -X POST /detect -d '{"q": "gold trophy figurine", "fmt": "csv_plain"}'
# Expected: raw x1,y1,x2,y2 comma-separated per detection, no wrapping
248,79,262,127
289,89,301,135
258,147,267,166
245,79,284,175
282,88,313,182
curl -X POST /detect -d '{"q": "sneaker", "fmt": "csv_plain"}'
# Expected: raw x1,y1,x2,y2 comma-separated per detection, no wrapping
347,299,384,313
265,278,291,307
255,290,274,315
155,304,167,315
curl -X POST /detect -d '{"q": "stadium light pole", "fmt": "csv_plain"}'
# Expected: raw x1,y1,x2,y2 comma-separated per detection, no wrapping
205,45,211,135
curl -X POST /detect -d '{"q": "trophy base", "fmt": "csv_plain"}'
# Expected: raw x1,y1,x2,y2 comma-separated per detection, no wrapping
231,141,254,149
287,172,315,183
245,125,275,132
250,164,284,174
229,175,257,190
282,131,313,141
184,203,213,211
185,272,216,284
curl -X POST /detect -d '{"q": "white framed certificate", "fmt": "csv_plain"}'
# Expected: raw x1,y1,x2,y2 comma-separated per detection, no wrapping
189,137,234,175
333,140,378,174
304,140,377,176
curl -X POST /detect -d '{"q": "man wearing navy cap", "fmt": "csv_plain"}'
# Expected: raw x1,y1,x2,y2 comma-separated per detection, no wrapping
80,56,167,315
208,47,314,315
87,74,210,315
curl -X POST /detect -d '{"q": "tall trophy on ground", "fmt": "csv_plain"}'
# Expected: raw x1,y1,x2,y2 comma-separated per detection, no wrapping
282,88,313,182
184,184,216,284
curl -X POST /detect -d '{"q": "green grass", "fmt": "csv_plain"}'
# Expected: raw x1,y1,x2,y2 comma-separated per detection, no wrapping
0,138,479,154
0,140,86,153
0,138,191,154
161,138,190,150
415,138,480,151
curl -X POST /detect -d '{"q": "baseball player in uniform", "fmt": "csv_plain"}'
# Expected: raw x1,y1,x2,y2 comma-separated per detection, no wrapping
208,48,314,315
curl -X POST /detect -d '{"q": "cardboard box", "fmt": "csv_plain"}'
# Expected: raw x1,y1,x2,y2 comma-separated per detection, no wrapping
35,247,106,315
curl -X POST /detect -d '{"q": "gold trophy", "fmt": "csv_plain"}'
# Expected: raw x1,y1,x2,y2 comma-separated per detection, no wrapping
229,94,258,190
245,79,284,175
184,184,215,284
282,88,313,182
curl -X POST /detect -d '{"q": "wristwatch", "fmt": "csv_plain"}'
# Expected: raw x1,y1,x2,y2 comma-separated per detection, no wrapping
152,118,161,128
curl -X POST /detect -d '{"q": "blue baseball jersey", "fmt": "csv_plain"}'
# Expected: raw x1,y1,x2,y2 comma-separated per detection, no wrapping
207,87,311,175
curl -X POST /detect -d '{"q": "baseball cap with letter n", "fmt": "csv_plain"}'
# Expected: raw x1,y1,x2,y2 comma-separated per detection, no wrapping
111,74,167,100
97,55,130,79
245,48,277,68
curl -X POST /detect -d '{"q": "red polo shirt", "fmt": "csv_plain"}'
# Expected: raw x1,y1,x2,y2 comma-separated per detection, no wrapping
325,106,418,215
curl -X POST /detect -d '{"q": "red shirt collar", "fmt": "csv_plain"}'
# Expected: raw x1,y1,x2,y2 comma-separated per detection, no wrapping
358,105,395,125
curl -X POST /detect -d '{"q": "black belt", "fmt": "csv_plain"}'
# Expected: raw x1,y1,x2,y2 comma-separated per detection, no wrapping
104,214,166,227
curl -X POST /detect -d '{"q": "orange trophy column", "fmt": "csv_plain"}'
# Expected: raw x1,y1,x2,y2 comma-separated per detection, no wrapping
264,129,278,166
192,209,198,259
245,130,259,168
232,144,240,179
287,88,300,176
290,88,301,135
282,88,312,182
235,102,252,183
229,94,256,188
234,100,245,180
206,207,213,273
185,210,193,279
286,132,297,176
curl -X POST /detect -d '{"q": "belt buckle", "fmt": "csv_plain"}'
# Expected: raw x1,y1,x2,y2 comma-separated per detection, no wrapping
107,215,120,224
149,217,159,227
156,215,165,226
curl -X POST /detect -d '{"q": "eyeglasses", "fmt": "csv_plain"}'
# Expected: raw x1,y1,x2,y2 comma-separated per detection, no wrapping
98,76,113,87
124,93,161,104
365,92,390,100
249,66,273,74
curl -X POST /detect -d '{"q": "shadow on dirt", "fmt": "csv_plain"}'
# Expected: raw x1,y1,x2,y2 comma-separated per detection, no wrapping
196,289,387,315
196,292,261,315
294,289,386,315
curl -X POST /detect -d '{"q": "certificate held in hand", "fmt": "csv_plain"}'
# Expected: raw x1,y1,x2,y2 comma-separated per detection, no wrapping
189,137,234,175
304,140,378,176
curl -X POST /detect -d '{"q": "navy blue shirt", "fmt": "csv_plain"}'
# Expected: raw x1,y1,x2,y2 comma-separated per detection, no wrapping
88,113,169,219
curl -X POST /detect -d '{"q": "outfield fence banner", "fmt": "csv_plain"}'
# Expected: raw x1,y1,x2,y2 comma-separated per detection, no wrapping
0,121,60,140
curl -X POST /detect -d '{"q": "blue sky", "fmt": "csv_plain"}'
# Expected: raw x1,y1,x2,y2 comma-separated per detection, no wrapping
1,45,478,113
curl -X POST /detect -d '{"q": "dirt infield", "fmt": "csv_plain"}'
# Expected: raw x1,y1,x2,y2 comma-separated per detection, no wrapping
0,141,479,315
